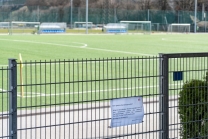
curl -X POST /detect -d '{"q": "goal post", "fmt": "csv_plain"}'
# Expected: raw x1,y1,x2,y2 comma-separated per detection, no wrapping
74,22,93,29
120,21,151,34
167,24,190,33
104,23,127,33
0,22,10,27
0,22,10,34
10,21,40,34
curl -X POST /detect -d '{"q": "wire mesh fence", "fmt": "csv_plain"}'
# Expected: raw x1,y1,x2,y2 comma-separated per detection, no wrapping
1,57,162,139
0,66,10,139
160,53,208,139
16,57,161,139
1,53,208,139
0,6,208,33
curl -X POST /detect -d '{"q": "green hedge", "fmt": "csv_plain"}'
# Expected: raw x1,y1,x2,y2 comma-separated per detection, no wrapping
178,74,208,139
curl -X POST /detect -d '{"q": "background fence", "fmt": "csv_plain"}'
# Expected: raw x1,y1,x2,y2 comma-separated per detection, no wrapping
0,6,208,32
0,8,199,24
1,53,208,139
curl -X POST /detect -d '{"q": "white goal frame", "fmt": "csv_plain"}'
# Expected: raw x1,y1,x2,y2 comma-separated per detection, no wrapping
0,22,10,34
120,21,151,34
10,21,40,34
168,23,190,33
0,22,10,28
104,23,127,33
74,22,93,29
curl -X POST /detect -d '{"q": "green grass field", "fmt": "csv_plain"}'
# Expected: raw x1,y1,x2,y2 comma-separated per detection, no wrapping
1,33,208,64
1,33,208,111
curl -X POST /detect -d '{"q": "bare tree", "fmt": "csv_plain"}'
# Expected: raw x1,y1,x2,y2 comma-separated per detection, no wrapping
171,0,194,11
157,0,169,10
134,0,154,10
25,0,47,6
25,0,70,22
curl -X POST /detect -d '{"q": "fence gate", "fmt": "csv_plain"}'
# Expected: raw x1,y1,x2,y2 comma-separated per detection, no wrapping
160,53,208,139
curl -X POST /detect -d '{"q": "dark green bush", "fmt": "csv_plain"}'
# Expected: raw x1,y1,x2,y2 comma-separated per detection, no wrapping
178,75,208,139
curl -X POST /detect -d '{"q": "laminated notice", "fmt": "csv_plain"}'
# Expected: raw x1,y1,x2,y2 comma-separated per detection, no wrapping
110,96,144,128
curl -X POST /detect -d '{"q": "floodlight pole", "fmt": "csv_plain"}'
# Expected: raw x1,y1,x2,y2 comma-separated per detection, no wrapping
70,0,73,28
205,13,206,32
148,9,149,21
194,0,197,33
86,0,88,34
202,3,205,32
37,5,39,22
202,3,204,21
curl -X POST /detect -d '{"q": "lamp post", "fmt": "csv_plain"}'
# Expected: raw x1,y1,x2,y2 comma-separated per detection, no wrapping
86,0,88,34
70,0,73,28
37,5,39,22
194,0,197,33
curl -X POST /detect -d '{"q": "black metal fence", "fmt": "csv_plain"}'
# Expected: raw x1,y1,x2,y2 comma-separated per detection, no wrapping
160,53,208,139
1,53,208,139
0,64,10,139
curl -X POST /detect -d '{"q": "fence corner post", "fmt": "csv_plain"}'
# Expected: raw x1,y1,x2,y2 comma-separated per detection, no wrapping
9,59,17,139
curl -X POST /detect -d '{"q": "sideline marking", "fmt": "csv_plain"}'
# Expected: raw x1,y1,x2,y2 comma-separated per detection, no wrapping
84,47,152,56
161,38,202,43
0,88,7,92
0,65,7,67
0,38,152,56
0,38,87,48
17,83,182,98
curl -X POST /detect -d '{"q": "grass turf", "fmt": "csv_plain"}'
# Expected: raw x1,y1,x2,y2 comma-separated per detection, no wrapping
1,33,208,111
1,33,208,64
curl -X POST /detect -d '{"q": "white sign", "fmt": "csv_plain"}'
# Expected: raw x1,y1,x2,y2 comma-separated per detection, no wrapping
110,96,144,128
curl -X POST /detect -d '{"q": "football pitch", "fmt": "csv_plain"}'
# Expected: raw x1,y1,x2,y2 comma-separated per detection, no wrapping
1,33,208,64
1,33,208,111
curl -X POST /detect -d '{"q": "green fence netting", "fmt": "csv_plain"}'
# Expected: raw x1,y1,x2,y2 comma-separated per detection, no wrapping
0,5,207,32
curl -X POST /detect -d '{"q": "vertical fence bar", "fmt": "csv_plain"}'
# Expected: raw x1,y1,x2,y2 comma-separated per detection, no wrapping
8,59,17,139
159,54,169,139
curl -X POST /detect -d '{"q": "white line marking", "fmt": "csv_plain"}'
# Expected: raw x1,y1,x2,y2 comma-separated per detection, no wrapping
0,88,7,92
0,65,7,67
0,38,152,56
162,38,201,43
17,83,183,98
84,47,153,56
12,39,88,48
0,38,87,48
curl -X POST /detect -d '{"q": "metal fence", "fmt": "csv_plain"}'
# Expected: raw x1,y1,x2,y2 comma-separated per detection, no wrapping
0,7,208,33
160,53,208,139
1,53,208,139
0,7,204,24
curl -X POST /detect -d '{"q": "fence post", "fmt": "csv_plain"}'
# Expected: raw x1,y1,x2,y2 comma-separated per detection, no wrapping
159,54,169,139
9,59,17,139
